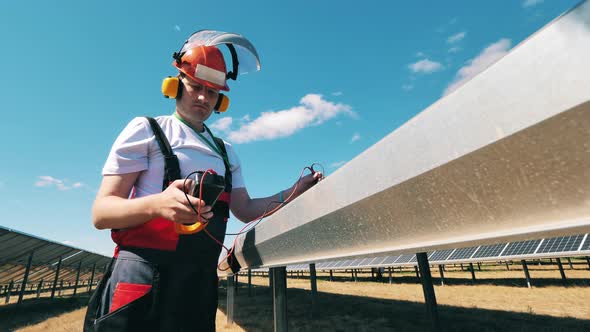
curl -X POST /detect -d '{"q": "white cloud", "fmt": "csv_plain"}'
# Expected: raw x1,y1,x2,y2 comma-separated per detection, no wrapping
350,133,361,143
444,38,512,96
416,52,426,57
523,0,543,8
227,94,354,144
402,84,414,91
447,31,466,44
35,176,84,191
330,161,346,168
174,25,181,31
210,117,233,132
408,59,443,74
448,46,461,53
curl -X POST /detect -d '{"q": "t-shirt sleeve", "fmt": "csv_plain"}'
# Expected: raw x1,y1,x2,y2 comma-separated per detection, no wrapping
225,142,245,189
102,117,153,175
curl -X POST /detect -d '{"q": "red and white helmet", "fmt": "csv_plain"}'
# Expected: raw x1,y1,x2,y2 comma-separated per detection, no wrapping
174,45,229,91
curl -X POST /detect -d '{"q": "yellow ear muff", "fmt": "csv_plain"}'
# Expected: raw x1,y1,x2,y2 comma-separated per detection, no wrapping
161,76,180,99
214,94,230,113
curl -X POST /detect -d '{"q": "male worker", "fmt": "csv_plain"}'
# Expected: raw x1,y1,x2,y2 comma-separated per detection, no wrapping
84,30,322,331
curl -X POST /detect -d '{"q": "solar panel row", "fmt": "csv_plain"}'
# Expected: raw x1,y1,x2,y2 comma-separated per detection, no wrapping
276,233,590,272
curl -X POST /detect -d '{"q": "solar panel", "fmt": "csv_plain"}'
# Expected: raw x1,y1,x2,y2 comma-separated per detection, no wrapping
357,258,373,266
381,255,401,265
395,253,415,263
537,235,585,253
472,243,507,258
369,256,388,265
501,240,542,256
347,258,363,267
429,249,455,261
580,234,590,251
448,247,478,260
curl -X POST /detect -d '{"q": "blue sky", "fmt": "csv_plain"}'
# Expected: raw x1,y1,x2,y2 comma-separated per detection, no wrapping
0,0,580,256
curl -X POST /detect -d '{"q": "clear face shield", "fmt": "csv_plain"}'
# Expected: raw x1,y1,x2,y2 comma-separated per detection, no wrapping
178,30,261,79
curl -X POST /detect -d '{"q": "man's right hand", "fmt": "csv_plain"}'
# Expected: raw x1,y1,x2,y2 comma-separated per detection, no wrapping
156,179,214,224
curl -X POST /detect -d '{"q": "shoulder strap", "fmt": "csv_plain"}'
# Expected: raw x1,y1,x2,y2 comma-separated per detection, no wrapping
212,136,233,193
145,117,182,191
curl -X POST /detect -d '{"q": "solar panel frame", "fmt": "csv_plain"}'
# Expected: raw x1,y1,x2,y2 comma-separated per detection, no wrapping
429,249,455,262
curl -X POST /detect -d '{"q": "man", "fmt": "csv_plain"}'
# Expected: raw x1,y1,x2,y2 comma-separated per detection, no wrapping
84,30,321,331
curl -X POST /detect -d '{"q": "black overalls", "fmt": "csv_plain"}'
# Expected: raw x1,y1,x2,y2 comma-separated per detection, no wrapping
84,118,232,332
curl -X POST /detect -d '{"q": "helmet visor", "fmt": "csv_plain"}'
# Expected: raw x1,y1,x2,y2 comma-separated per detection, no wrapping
182,30,261,75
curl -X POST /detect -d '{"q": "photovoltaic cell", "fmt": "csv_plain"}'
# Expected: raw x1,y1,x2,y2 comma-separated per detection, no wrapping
537,235,585,253
429,249,455,262
357,258,373,266
501,240,542,256
472,243,507,258
448,247,478,260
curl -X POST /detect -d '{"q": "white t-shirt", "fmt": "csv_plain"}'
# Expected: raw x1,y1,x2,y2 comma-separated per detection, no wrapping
102,115,245,198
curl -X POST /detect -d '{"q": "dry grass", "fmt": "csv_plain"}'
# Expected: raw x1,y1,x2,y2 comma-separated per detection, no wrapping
2,262,589,331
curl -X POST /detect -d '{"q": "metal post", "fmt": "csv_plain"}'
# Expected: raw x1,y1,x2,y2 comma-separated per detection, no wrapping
269,269,274,289
414,266,420,279
88,263,96,292
18,251,35,304
272,267,288,332
388,267,393,284
460,263,464,271
248,269,252,297
354,269,358,282
234,273,239,294
438,265,445,286
469,263,476,282
329,270,333,282
521,260,532,288
417,252,440,332
556,258,567,282
73,260,82,296
36,280,43,299
586,256,590,269
477,262,481,271
505,261,510,270
5,280,14,304
51,257,62,299
310,264,317,316
350,270,354,281
226,275,235,325
567,258,574,270
59,280,64,296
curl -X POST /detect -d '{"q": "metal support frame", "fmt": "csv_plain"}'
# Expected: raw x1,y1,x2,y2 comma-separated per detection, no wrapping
438,265,445,286
88,263,96,292
248,269,252,297
477,262,482,271
73,260,82,296
469,263,476,282
521,260,532,288
388,267,393,284
227,275,235,325
18,251,35,304
417,252,440,332
556,258,567,282
5,280,14,304
329,270,333,282
272,267,288,332
36,279,43,299
234,273,239,294
414,266,420,279
505,261,510,270
50,256,62,299
586,256,590,269
567,258,574,269
310,263,317,316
